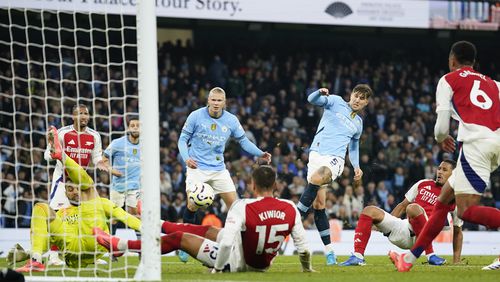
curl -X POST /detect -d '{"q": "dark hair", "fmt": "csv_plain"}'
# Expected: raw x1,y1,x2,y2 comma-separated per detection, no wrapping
450,41,476,65
352,84,373,99
251,165,276,191
442,159,457,169
72,104,88,113
126,114,139,126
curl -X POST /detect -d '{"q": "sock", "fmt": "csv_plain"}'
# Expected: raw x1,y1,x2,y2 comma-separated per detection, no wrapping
297,184,320,217
461,205,500,229
410,200,451,258
160,232,183,254
409,214,434,255
63,154,93,190
30,203,49,256
135,231,141,240
183,209,197,224
314,209,331,246
50,245,59,251
354,214,373,256
127,239,141,251
162,221,209,237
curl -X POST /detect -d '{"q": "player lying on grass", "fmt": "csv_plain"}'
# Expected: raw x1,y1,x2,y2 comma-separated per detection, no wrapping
340,160,463,266
94,165,314,273
9,126,141,272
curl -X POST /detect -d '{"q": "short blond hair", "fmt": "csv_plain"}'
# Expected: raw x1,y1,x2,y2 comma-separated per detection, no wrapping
208,87,226,98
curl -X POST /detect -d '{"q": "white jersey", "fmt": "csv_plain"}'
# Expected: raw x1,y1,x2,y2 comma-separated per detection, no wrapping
44,125,103,209
214,197,309,271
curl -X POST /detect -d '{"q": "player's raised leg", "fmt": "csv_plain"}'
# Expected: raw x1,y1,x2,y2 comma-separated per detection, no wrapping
406,203,446,266
389,183,455,272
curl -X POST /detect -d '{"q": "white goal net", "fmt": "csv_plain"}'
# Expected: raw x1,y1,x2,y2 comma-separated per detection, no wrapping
0,1,160,281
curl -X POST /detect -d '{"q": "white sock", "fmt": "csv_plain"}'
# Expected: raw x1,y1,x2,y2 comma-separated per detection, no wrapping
117,239,128,251
353,252,364,259
404,252,417,264
425,253,435,260
325,243,335,254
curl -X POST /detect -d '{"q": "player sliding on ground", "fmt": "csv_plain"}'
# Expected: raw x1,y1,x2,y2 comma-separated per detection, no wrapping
10,126,141,272
94,165,314,273
340,160,463,266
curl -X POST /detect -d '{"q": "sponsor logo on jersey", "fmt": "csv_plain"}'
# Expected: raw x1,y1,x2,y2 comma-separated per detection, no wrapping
68,139,76,145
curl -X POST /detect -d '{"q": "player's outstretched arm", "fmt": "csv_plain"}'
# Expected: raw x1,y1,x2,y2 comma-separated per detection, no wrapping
291,205,315,272
307,88,329,106
100,198,141,232
452,225,463,264
391,198,411,218
213,201,244,272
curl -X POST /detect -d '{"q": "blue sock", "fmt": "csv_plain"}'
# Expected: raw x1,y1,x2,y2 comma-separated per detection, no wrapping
314,209,331,245
183,209,196,224
297,183,320,217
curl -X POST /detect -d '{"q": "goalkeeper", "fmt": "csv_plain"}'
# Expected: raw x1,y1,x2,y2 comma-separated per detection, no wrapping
10,126,141,272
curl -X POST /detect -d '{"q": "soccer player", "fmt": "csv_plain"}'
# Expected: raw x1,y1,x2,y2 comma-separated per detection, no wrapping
13,126,141,272
340,160,462,266
44,104,107,210
94,165,314,273
103,115,141,216
178,87,271,224
389,41,500,272
43,104,107,265
296,84,373,265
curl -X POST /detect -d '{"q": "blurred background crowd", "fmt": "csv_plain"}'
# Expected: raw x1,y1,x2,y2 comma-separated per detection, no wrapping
1,18,499,232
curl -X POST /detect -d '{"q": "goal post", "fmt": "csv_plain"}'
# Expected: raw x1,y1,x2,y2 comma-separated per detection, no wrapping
135,0,161,280
0,0,161,281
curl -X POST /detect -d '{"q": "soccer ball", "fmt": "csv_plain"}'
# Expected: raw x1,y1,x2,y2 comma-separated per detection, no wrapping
188,182,215,208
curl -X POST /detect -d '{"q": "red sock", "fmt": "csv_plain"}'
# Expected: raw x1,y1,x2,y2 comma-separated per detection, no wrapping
51,245,59,251
354,214,373,255
162,221,209,237
462,206,500,229
410,201,450,258
409,214,434,254
127,240,141,251
160,232,183,254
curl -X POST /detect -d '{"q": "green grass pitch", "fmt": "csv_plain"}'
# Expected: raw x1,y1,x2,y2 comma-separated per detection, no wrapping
2,255,498,281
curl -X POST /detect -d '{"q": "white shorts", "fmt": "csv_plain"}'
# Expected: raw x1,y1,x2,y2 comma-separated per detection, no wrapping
49,177,71,210
110,189,140,209
186,168,235,194
376,211,415,250
306,151,345,183
196,230,246,272
450,139,500,195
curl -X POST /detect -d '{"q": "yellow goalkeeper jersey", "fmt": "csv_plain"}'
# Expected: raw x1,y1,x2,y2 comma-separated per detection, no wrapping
50,197,140,267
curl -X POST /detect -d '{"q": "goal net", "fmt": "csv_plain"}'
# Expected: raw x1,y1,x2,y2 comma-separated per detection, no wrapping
0,1,160,281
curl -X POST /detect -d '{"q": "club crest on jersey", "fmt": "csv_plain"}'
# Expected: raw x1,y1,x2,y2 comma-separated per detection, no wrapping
211,124,217,131
85,141,93,146
222,126,228,132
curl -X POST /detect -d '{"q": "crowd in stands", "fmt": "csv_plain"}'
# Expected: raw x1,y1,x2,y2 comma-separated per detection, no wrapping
1,39,499,231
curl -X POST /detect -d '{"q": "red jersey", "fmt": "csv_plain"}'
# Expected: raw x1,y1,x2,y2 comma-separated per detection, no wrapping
405,179,441,217
436,66,500,142
214,197,309,271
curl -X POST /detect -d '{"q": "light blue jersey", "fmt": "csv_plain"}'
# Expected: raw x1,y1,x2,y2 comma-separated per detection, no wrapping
104,136,141,192
178,107,263,171
309,90,362,168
